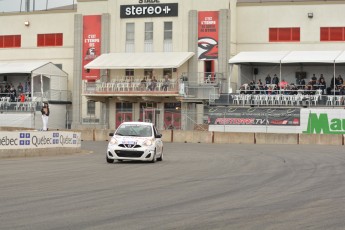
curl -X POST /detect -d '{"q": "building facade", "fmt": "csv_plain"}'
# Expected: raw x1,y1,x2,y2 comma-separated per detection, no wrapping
1,0,345,130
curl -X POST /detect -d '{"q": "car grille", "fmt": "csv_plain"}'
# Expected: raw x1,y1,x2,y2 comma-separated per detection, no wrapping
115,150,144,158
118,144,141,148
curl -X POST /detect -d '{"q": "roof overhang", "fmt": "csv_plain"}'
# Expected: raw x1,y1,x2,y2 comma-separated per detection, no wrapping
229,50,345,65
229,51,289,64
85,52,195,69
0,61,68,77
281,51,343,64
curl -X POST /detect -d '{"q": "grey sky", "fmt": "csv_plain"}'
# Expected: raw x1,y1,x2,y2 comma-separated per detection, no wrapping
0,0,76,13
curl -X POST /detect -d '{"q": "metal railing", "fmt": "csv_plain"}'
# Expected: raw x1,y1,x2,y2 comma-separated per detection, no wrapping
32,90,72,102
83,81,179,94
209,93,345,107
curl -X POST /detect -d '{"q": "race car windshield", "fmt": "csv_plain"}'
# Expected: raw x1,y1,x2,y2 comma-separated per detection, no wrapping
115,125,152,137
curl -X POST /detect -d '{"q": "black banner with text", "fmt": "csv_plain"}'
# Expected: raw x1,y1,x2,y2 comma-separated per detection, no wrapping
207,107,300,126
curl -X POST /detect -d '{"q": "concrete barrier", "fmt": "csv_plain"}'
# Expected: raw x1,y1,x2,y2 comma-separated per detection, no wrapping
79,129,94,141
214,132,255,144
160,130,172,142
299,134,344,145
94,129,112,142
255,133,298,145
172,130,212,143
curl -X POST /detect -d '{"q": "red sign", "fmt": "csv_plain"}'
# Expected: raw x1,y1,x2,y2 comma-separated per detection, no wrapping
198,11,219,60
82,15,101,81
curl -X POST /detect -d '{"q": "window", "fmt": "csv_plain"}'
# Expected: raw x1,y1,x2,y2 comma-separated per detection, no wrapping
163,68,172,78
37,33,63,47
126,23,135,52
87,100,96,115
269,28,300,42
163,21,173,52
145,22,153,41
0,35,21,48
126,23,135,42
144,69,153,78
321,27,345,41
164,22,172,40
125,69,134,77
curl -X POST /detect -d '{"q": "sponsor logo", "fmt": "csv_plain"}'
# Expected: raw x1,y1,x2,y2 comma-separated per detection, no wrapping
0,132,80,148
303,113,345,134
120,3,178,18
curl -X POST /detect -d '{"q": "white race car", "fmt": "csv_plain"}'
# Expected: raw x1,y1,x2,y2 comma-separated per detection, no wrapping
106,122,163,163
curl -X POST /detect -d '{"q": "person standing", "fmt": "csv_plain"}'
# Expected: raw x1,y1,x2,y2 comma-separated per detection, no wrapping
41,103,50,131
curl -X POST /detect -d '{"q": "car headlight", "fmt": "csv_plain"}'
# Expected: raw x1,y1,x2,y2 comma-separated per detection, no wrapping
109,138,118,145
143,139,153,146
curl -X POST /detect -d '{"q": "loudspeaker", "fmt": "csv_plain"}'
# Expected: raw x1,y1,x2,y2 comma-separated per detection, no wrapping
173,68,177,72
254,68,259,75
3,75,7,82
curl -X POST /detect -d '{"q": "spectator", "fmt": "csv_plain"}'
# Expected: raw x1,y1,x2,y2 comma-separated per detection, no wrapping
20,93,25,102
311,74,317,83
272,74,279,85
337,75,343,86
318,78,327,94
265,74,271,84
161,75,170,91
279,79,288,89
140,76,147,90
148,76,157,91
17,82,24,94
330,75,338,89
249,80,255,93
41,103,50,131
9,87,16,102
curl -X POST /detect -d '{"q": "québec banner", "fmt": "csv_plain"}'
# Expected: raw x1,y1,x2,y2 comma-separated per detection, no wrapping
0,131,81,149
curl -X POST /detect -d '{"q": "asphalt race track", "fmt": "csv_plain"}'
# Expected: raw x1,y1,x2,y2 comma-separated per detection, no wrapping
1,141,345,230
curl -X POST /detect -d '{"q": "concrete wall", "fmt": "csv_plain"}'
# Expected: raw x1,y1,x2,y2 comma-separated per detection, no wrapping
78,129,345,146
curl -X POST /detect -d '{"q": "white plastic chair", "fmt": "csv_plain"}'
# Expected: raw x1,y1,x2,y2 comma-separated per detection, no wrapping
232,95,240,105
326,95,334,106
335,96,343,105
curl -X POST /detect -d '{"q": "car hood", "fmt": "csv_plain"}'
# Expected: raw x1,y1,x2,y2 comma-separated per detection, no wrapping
112,136,152,145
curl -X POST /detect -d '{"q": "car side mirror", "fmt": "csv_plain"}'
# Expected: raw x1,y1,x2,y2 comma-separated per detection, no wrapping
155,133,162,138
109,133,114,136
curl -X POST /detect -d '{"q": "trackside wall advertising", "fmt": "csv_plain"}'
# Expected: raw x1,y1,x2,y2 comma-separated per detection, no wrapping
208,107,300,126
208,108,345,134
0,131,81,150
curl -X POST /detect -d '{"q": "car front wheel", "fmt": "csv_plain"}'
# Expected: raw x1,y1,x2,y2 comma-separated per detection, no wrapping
106,155,114,163
150,150,156,163
157,149,163,161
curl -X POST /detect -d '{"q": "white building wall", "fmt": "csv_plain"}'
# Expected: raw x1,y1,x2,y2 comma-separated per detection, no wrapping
236,2,345,52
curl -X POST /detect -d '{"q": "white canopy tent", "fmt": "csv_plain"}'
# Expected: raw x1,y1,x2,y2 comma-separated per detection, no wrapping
85,52,195,69
0,61,68,102
229,51,345,93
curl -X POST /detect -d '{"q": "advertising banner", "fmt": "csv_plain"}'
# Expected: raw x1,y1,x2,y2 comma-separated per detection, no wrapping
302,109,345,134
0,131,81,150
198,11,219,60
207,107,300,126
82,15,101,81
120,3,178,18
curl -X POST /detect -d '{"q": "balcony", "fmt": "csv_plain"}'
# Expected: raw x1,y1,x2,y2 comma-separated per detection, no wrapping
32,89,72,104
83,79,179,97
180,72,225,101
